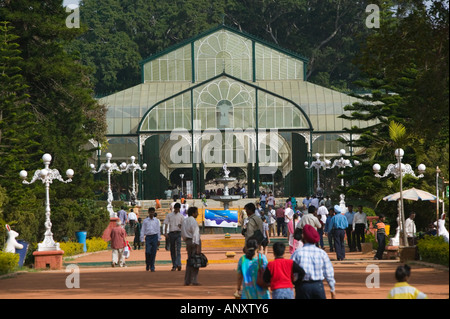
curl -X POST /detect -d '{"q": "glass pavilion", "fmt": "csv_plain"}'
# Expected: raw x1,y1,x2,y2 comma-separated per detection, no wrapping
94,25,374,200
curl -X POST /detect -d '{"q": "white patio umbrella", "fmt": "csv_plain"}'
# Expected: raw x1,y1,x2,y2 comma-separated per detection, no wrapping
383,187,437,202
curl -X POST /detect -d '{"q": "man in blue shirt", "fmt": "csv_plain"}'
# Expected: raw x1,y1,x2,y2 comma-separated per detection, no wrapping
328,205,348,261
117,206,127,227
291,225,336,299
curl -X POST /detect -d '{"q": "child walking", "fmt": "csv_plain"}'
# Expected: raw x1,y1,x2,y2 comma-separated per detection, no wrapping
374,214,386,260
388,264,428,299
263,242,305,299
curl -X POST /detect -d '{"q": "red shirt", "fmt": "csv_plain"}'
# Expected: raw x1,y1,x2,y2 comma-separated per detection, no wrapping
110,226,127,249
275,207,285,218
266,258,295,290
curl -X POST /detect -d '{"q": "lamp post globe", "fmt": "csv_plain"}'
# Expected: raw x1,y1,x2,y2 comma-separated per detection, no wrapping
418,164,426,173
394,148,404,159
42,153,52,164
19,170,28,180
20,153,73,251
66,169,74,178
373,163,381,174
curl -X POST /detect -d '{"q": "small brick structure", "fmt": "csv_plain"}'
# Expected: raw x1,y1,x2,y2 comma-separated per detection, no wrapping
33,250,64,270
361,242,373,254
386,246,399,259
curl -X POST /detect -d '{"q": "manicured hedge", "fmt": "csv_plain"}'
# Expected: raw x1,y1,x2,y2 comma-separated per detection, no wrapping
0,251,19,275
417,235,449,266
60,242,84,257
60,237,108,257
86,237,108,252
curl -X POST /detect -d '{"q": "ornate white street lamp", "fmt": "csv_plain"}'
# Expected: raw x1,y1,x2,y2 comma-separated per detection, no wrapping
373,148,426,246
120,156,147,205
20,153,74,251
330,149,360,212
90,152,122,218
304,153,331,196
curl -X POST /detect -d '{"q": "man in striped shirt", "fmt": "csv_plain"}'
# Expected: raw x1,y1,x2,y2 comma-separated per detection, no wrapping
291,224,336,299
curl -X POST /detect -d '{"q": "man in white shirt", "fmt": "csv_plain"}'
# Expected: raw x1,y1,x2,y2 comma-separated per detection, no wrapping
405,212,417,246
128,208,138,232
267,205,276,237
181,206,201,286
317,203,329,224
164,203,184,271
298,205,322,230
310,196,319,209
352,205,368,252
140,207,161,272
267,192,275,207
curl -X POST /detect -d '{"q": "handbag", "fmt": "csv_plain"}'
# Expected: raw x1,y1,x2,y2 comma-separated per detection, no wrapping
188,253,208,268
256,254,269,289
250,229,264,244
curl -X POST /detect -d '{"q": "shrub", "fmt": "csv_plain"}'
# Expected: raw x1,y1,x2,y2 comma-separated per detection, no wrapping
86,237,108,252
51,198,109,242
417,235,449,266
60,241,84,257
0,251,19,275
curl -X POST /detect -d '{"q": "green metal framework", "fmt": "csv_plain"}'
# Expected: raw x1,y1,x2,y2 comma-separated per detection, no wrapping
97,25,372,199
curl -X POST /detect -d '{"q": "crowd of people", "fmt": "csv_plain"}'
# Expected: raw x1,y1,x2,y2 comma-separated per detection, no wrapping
108,192,445,300
110,202,202,286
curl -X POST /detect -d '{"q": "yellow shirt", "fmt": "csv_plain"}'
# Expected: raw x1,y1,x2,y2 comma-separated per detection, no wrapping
387,282,428,299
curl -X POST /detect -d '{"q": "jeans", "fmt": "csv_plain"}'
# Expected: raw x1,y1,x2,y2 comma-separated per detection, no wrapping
272,288,294,299
276,217,286,236
346,226,356,251
295,281,326,299
318,228,324,248
145,234,158,271
354,224,366,251
169,231,182,268
328,229,335,251
375,233,386,260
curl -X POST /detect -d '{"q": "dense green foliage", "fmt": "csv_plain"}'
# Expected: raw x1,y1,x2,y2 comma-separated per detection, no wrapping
0,251,19,275
0,1,107,245
0,0,448,266
417,235,449,266
339,0,449,230
69,0,372,94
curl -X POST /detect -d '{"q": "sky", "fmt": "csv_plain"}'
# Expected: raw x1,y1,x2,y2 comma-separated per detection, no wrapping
62,0,79,8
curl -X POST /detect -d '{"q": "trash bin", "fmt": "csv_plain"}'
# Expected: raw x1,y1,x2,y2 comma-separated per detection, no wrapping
16,240,29,267
75,231,87,252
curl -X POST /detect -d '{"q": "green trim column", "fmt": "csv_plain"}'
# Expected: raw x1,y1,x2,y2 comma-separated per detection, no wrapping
191,42,195,83
137,135,143,200
254,89,260,198
252,40,256,82
190,89,197,198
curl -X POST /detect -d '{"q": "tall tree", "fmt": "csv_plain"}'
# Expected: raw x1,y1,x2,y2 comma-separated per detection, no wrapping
0,0,107,200
0,21,40,201
69,0,372,94
0,21,44,243
339,0,449,228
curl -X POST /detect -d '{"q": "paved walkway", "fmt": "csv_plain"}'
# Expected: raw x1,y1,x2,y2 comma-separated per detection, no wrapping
0,233,448,300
